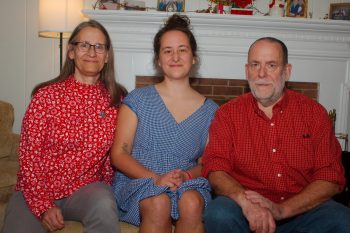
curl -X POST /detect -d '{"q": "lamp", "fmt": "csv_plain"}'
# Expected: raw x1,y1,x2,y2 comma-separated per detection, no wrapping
39,0,84,70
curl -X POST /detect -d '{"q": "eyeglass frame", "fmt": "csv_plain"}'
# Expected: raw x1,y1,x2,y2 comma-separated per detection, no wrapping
247,61,285,73
72,41,108,54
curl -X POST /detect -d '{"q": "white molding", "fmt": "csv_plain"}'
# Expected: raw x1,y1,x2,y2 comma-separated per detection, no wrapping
83,10,350,148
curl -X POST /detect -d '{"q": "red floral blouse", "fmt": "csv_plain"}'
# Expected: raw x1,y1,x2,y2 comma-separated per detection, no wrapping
16,76,118,218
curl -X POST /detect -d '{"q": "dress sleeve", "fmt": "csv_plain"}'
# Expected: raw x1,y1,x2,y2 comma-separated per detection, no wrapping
202,106,235,178
17,91,56,219
122,90,139,115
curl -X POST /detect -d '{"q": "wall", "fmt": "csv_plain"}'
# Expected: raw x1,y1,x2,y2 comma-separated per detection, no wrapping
0,0,350,138
0,0,61,134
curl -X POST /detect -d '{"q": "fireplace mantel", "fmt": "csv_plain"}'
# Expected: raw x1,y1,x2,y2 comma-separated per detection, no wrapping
83,10,350,142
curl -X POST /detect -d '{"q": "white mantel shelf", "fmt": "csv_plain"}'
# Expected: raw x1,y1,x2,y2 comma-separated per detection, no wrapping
83,10,350,145
83,10,350,62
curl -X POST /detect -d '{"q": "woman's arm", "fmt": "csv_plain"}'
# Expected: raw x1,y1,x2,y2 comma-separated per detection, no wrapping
18,93,56,218
111,105,185,189
111,104,157,179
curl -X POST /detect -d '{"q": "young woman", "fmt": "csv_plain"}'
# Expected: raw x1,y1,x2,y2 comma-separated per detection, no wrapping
111,14,218,233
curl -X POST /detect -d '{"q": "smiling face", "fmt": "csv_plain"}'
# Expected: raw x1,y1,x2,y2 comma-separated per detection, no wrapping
157,30,196,81
245,39,291,107
68,27,109,84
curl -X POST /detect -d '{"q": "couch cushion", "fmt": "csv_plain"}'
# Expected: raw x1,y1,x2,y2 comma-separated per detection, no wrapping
53,221,83,233
0,201,6,231
0,160,18,202
52,221,139,233
0,101,16,159
120,222,139,233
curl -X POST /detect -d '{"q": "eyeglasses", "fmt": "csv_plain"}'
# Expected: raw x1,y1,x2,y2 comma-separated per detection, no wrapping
248,62,283,72
73,41,107,54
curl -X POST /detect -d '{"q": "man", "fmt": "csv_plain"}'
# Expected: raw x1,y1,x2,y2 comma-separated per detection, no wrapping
202,37,350,233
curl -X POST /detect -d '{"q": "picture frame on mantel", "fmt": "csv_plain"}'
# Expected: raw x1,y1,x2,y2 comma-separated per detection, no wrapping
157,0,185,12
329,3,350,20
286,0,308,18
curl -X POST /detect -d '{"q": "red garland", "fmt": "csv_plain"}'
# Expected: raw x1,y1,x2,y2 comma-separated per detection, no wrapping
269,0,285,9
233,0,252,8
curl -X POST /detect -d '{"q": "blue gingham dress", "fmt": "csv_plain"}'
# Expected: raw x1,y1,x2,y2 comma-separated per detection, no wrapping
112,85,218,226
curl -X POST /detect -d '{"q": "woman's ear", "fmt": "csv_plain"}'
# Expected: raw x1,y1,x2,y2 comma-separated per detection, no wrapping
67,44,75,60
192,56,197,65
104,52,109,63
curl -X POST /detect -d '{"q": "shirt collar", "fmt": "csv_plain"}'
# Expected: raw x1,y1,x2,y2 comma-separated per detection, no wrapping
250,88,289,116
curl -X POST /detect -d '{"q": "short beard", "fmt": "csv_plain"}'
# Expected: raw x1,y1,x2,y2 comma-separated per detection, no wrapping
249,78,286,107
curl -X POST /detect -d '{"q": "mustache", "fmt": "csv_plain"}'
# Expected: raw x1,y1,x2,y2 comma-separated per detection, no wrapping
251,80,273,85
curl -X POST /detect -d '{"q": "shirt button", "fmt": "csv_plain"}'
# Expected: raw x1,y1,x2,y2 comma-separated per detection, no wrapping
280,196,285,200
277,173,282,177
272,148,277,153
270,123,275,126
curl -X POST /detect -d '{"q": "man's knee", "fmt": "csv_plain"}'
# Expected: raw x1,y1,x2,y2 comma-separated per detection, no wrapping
204,196,249,233
320,201,350,231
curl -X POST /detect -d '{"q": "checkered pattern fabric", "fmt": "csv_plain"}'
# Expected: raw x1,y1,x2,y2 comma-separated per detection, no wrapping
112,85,218,226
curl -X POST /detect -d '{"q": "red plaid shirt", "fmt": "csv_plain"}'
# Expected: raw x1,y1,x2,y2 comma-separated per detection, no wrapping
202,90,345,203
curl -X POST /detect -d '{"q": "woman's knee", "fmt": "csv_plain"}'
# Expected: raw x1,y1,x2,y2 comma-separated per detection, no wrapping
140,194,171,218
178,190,204,218
75,183,119,220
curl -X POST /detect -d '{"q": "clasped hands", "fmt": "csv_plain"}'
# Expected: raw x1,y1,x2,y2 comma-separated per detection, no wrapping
241,190,284,233
154,169,191,191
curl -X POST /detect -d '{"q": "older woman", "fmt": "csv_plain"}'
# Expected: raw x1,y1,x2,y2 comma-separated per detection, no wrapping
2,20,126,233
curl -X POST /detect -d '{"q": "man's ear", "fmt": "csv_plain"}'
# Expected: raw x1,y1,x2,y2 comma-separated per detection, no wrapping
245,63,249,80
283,64,292,82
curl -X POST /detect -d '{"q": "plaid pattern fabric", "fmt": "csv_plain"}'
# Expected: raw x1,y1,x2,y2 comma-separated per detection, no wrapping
203,89,345,203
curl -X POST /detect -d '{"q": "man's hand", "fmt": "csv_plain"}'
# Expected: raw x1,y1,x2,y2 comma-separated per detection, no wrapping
41,206,65,232
245,190,284,221
239,193,276,233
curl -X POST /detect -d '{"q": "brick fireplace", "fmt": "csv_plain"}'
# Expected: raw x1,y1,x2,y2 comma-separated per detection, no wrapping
136,76,318,106
83,10,350,149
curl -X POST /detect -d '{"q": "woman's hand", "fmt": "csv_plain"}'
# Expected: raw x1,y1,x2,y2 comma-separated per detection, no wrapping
155,169,187,190
41,206,65,232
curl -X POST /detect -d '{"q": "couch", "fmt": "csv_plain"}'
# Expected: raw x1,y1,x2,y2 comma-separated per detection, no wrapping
0,100,139,233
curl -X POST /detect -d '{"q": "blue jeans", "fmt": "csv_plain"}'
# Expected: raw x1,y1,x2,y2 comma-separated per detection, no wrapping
204,196,350,233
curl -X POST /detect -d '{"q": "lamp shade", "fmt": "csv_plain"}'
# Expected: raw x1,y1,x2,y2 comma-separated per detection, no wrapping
39,0,84,39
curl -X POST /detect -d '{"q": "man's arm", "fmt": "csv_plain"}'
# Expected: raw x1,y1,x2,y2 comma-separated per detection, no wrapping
245,180,340,220
209,171,276,233
209,171,245,202
279,180,339,218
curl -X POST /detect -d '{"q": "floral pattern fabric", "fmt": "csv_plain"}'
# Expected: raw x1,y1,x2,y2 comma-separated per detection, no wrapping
16,76,118,218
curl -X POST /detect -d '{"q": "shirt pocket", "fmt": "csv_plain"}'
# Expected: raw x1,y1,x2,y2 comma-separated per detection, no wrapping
284,133,315,173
